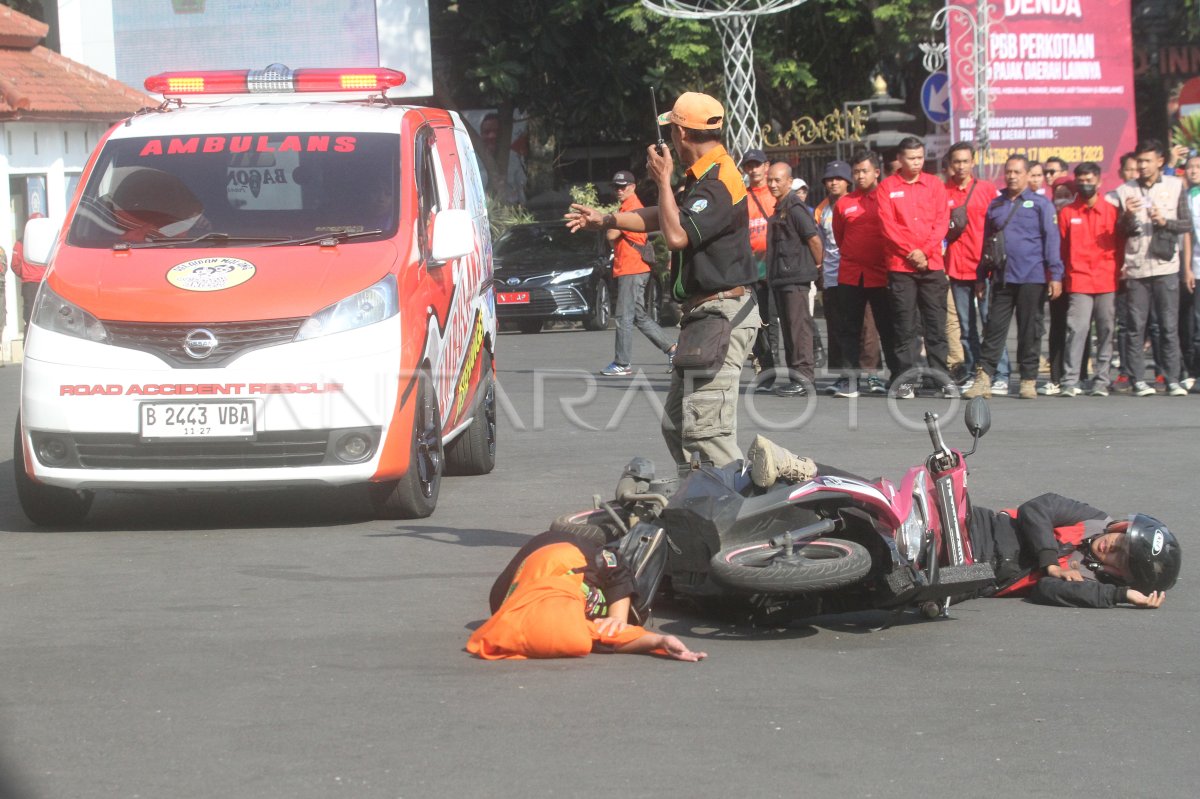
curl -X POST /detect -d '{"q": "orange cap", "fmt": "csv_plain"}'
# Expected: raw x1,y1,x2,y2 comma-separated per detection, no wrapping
657,92,724,130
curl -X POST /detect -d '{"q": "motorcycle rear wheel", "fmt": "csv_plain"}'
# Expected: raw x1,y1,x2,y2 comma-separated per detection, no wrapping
549,508,626,546
711,537,871,595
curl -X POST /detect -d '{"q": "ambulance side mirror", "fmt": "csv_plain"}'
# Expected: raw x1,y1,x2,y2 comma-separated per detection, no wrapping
429,208,474,266
23,217,62,266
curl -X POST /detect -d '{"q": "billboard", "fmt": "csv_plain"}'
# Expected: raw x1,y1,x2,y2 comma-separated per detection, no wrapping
948,0,1137,185
58,0,433,97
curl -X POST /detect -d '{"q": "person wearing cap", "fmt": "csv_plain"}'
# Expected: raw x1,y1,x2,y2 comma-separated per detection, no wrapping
741,148,780,388
791,178,811,212
876,136,954,399
566,91,759,468
818,158,882,394
599,172,677,377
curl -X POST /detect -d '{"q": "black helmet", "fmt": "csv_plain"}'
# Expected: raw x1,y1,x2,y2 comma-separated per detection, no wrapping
1124,514,1181,593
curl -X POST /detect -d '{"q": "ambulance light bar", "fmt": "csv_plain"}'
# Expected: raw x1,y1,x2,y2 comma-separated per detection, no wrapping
144,65,406,96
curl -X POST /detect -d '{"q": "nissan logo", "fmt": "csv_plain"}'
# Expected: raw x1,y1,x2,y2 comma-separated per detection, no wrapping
182,328,219,360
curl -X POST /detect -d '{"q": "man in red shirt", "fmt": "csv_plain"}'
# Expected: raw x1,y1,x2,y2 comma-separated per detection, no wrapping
831,150,898,397
1057,161,1123,396
741,148,779,387
599,171,676,376
944,141,1007,392
876,136,953,398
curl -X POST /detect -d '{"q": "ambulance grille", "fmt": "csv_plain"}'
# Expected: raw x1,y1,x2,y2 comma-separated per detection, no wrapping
103,318,307,368
69,431,331,469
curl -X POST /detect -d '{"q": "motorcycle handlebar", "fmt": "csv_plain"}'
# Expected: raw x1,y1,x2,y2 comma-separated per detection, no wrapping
924,411,951,457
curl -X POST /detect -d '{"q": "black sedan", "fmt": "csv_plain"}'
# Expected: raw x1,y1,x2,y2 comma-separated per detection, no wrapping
492,222,679,334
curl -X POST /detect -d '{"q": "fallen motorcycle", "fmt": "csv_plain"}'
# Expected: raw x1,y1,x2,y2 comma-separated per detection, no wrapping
550,398,998,625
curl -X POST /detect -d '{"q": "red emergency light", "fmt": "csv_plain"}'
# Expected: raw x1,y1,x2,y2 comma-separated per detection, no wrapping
144,65,406,96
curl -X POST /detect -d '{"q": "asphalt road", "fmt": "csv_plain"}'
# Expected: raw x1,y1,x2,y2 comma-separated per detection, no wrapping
1,328,1197,799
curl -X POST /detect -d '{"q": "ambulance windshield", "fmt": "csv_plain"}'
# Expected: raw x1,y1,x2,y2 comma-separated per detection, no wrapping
67,132,400,248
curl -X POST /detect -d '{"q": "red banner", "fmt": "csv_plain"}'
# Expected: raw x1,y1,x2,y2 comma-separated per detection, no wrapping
947,0,1136,187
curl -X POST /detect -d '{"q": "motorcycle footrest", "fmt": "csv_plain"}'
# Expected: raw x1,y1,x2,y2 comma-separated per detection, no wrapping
935,563,996,588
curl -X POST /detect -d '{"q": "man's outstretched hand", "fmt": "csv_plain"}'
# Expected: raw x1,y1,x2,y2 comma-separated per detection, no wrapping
565,204,605,233
1126,590,1165,608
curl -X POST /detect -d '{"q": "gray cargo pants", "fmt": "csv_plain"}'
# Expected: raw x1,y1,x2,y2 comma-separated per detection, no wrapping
662,293,760,468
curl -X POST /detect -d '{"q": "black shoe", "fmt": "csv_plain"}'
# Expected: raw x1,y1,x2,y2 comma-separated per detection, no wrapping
754,377,777,393
828,378,859,398
775,382,808,397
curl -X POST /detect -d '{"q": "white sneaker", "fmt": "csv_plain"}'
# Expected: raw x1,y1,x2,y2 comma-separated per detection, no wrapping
1038,382,1061,396
991,378,1010,395
1060,385,1082,397
1168,383,1188,397
1089,385,1109,397
1133,381,1157,397
1182,377,1196,391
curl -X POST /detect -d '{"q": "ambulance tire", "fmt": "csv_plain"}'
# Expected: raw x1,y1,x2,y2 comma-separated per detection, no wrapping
370,372,443,519
516,319,543,334
444,358,497,476
13,418,94,527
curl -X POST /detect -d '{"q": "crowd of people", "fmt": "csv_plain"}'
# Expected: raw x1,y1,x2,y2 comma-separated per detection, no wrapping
742,137,1198,399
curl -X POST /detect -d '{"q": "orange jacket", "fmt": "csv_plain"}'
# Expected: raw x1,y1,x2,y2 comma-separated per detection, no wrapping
613,194,650,277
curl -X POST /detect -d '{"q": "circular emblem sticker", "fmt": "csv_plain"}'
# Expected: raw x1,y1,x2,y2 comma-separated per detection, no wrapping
689,199,709,213
166,257,256,292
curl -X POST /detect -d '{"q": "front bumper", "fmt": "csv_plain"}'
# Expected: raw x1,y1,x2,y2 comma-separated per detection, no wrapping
19,318,404,491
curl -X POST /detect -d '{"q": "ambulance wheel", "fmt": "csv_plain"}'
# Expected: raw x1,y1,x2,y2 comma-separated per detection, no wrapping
584,282,610,330
549,508,625,546
444,358,497,476
370,373,443,519
710,537,870,595
13,418,94,527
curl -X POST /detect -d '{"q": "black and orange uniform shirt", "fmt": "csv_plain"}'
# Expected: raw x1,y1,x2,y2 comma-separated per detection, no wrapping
671,145,757,300
613,193,651,278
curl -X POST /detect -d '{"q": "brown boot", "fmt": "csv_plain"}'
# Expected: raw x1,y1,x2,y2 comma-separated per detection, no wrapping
1019,379,1037,399
963,367,991,399
747,435,817,488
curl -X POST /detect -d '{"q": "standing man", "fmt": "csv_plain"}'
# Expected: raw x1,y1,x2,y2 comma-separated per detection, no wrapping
765,161,822,396
815,160,853,378
568,92,759,467
1028,161,1047,198
1057,162,1122,397
1185,152,1200,391
1115,139,1193,397
943,141,1005,392
831,150,898,396
741,149,779,387
965,155,1063,400
877,136,953,398
599,171,676,377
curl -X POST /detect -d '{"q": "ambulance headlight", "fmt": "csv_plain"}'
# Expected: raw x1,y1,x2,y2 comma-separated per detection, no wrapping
295,274,398,341
32,287,109,343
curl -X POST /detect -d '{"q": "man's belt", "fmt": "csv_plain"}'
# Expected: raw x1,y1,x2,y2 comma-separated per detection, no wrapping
682,285,749,315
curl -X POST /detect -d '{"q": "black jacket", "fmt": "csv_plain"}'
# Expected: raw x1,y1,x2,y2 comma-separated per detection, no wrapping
970,493,1130,608
766,191,820,287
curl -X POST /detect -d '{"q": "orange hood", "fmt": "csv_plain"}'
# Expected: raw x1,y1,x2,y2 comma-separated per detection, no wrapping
46,241,400,323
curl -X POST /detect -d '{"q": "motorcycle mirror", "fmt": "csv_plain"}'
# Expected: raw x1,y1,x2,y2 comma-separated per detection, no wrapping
964,397,991,438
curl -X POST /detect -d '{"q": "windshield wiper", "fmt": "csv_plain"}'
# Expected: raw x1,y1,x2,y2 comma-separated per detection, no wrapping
263,229,385,247
115,232,290,250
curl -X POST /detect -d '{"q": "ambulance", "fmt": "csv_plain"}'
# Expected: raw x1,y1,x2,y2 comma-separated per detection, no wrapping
14,65,497,525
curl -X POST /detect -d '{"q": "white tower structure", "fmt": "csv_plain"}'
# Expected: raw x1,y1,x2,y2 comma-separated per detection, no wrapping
641,1,809,157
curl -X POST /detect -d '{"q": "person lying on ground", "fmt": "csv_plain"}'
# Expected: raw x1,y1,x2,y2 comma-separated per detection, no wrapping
467,531,707,662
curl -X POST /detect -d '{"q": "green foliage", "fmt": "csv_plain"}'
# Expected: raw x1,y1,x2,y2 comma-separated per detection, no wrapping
1173,115,1200,152
568,183,616,214
486,199,536,240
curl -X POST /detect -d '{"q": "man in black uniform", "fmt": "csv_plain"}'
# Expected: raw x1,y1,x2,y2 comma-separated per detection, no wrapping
970,493,1181,608
567,92,759,468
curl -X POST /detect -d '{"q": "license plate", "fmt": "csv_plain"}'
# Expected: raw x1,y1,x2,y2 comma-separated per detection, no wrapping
139,402,255,440
497,291,530,304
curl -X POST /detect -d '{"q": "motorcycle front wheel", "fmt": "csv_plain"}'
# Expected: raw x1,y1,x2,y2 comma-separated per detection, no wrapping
710,537,871,594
